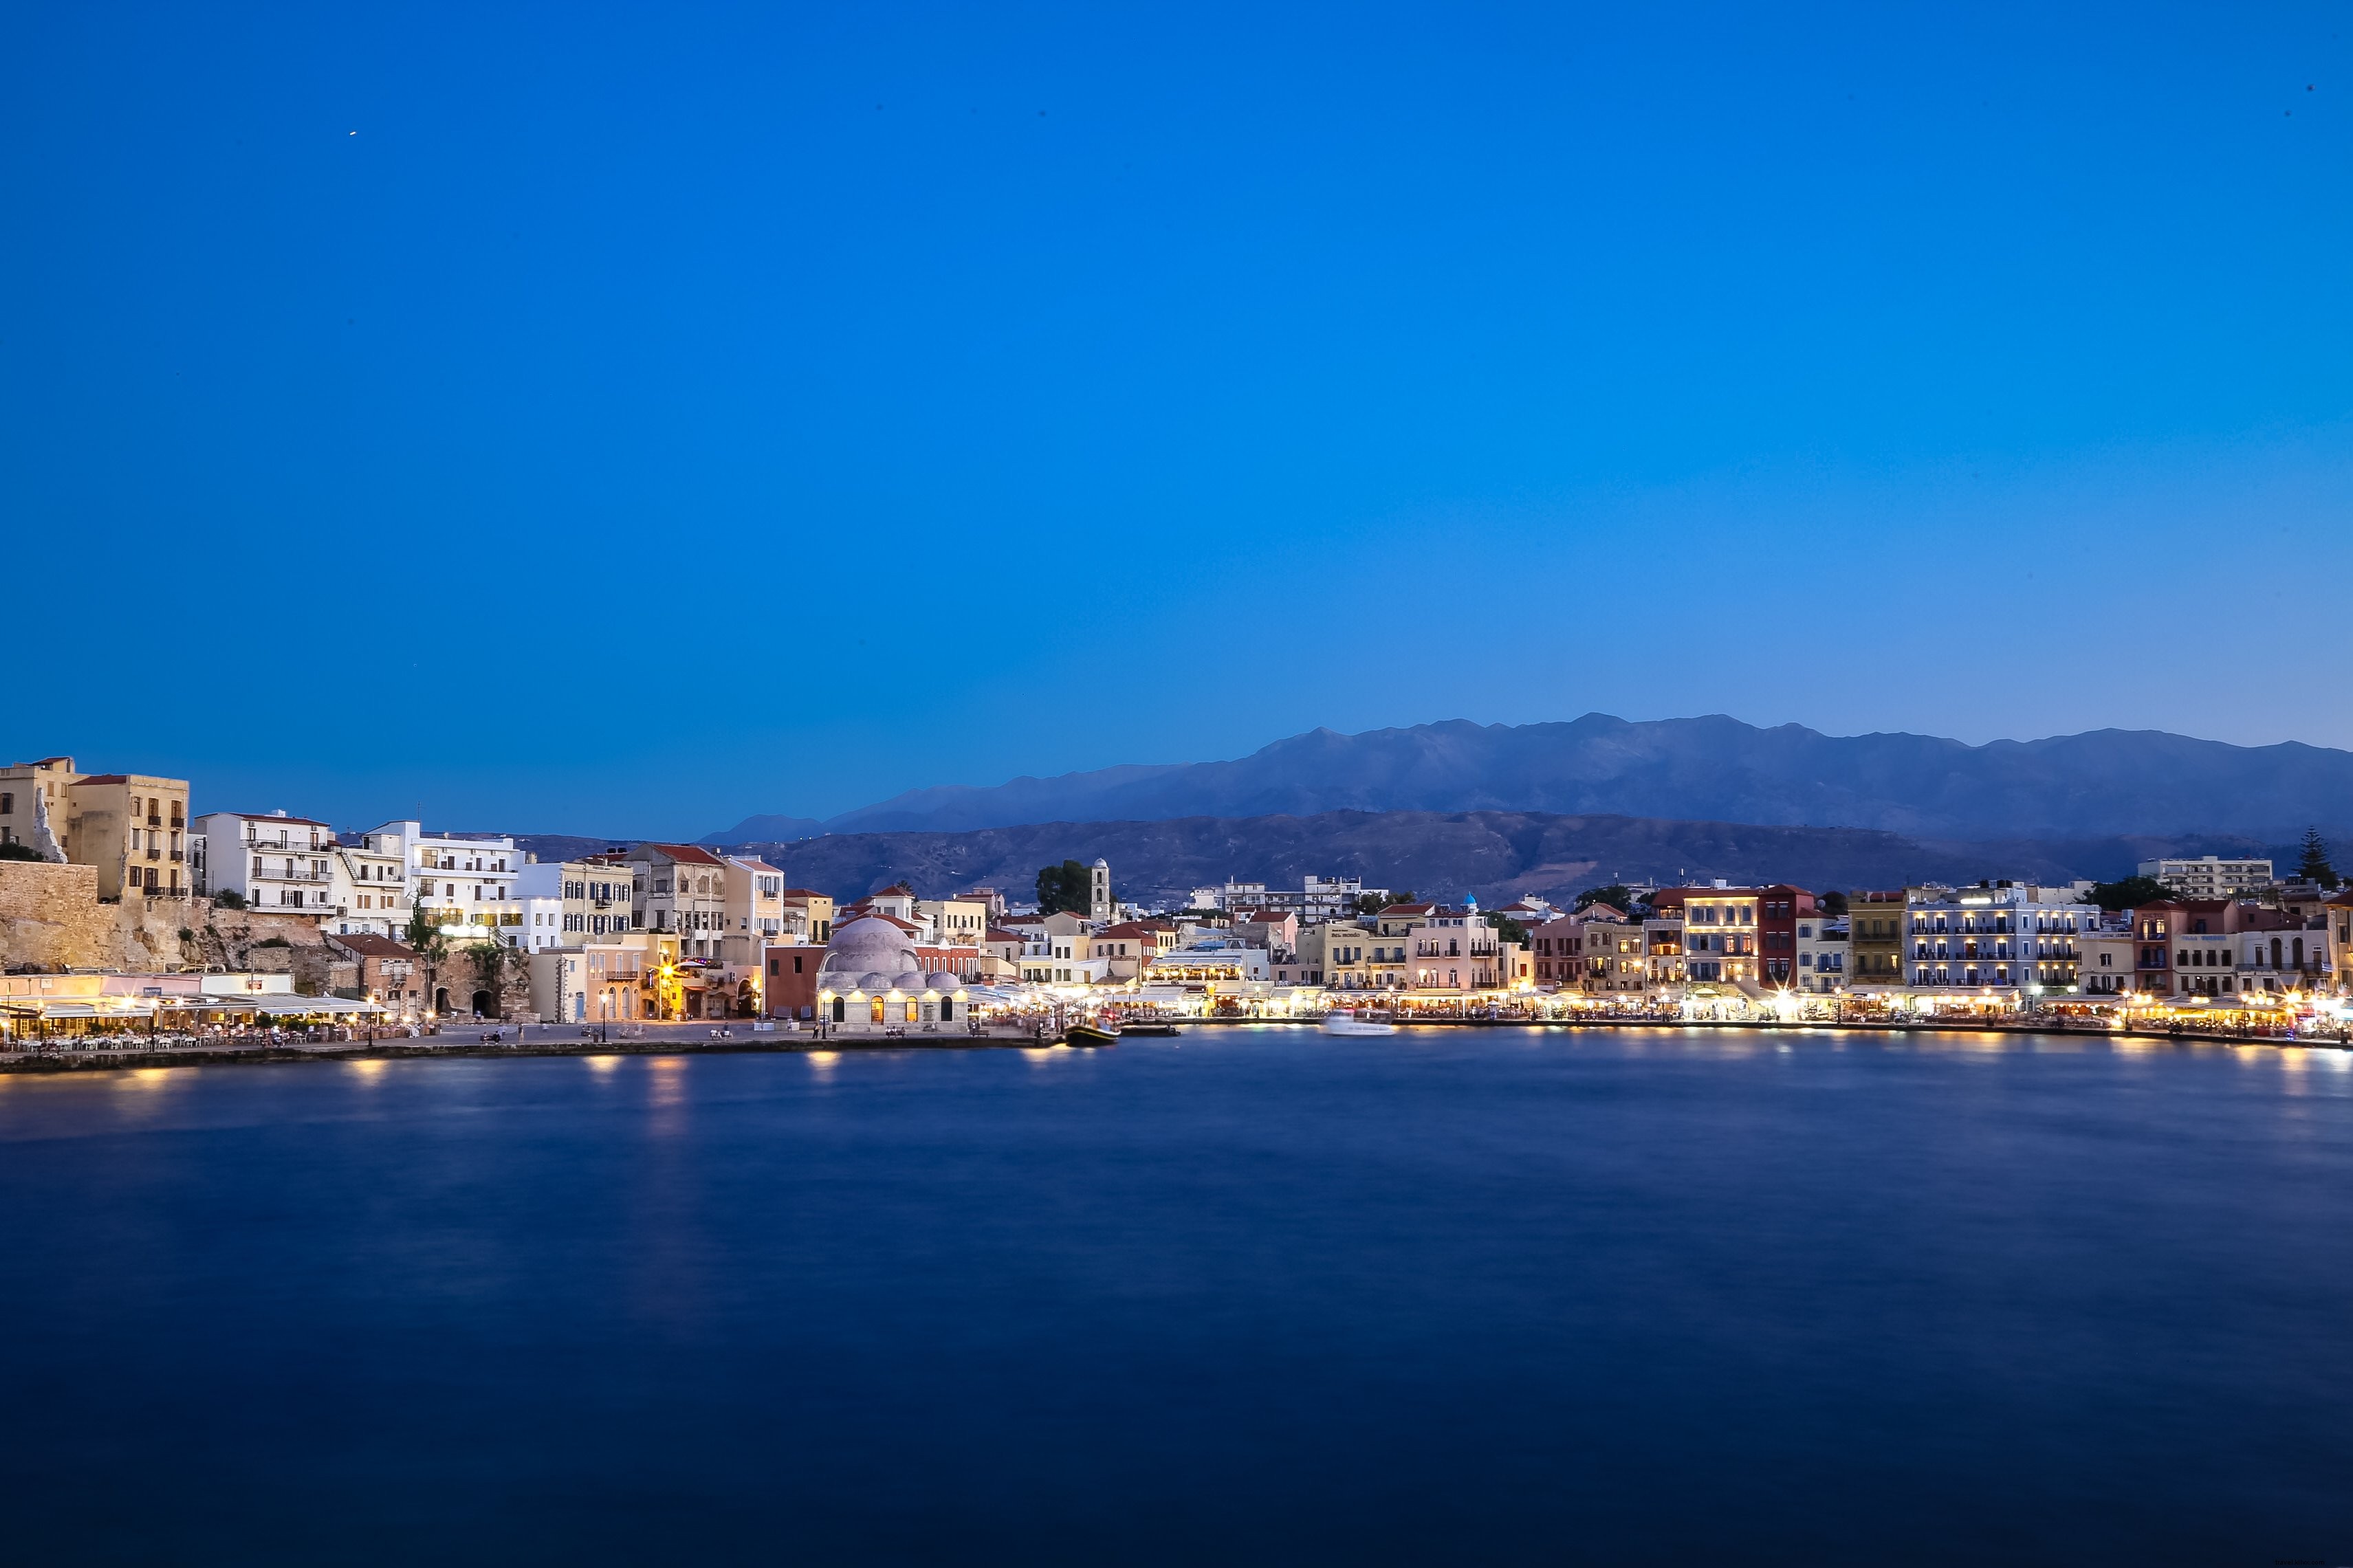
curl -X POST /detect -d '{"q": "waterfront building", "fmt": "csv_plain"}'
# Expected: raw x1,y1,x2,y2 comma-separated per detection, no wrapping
1673,885,1761,989
193,811,338,914
1094,920,1179,980
2332,892,2353,995
1643,914,1687,991
325,828,408,936
1319,919,1378,990
1794,916,1848,993
1365,902,1432,989
1528,914,1579,986
2079,926,2136,997
367,821,523,940
1233,908,1301,958
1146,939,1273,984
513,857,640,947
529,929,677,1025
1901,883,2092,1005
719,856,791,965
324,932,424,1017
1568,908,1646,996
54,767,195,899
1756,885,1819,987
624,843,729,959
1403,905,1500,991
2139,854,2274,899
0,756,79,857
1280,924,1331,986
2231,920,2331,998
1016,922,1106,984
811,916,972,1030
1846,890,1911,989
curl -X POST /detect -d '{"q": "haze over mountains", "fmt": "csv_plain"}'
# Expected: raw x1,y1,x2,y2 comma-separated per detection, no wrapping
706,716,2353,843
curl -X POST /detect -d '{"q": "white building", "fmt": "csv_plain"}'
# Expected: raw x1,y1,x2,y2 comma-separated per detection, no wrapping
1146,938,1273,984
2139,855,2274,899
193,811,338,916
361,820,523,942
1185,874,1386,923
1894,883,2093,1005
1794,917,1848,994
326,830,408,937
916,894,991,949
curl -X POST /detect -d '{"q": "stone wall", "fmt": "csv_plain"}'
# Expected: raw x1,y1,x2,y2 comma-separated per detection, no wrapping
0,863,541,1015
0,862,334,986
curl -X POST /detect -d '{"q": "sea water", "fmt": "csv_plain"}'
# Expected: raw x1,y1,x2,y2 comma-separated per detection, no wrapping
0,1028,2347,1565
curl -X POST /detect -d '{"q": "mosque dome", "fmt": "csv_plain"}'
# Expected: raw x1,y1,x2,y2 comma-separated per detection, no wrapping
821,916,921,985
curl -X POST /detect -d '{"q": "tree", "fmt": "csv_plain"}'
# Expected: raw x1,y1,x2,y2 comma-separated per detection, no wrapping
2297,827,2340,891
1574,884,1633,914
2080,876,2174,912
404,899,446,958
1357,890,1414,916
1819,890,1849,916
0,841,43,863
1487,912,1529,945
1034,860,1092,916
213,887,248,910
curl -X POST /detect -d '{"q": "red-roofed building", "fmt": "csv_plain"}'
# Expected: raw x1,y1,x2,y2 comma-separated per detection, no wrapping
625,843,732,960
1234,909,1300,958
1094,919,1179,980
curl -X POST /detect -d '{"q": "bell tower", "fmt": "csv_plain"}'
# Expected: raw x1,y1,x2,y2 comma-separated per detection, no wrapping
1089,859,1113,924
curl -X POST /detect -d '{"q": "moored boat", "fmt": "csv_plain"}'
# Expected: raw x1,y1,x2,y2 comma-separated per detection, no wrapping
1321,1011,1397,1037
1064,1022,1120,1047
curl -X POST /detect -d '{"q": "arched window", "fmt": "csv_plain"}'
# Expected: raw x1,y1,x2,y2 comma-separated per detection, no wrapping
940,997,954,1022
831,997,846,1022
871,996,886,1024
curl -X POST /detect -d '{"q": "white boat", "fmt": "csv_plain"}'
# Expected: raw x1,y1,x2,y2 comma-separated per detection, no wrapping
1322,1011,1397,1037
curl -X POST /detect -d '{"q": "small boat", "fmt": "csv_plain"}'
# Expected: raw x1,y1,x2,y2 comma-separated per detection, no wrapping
1064,1022,1120,1047
1115,1020,1183,1037
1321,1011,1397,1037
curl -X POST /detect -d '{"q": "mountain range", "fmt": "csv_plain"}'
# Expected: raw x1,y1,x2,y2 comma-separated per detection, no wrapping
703,715,2353,843
716,810,2293,909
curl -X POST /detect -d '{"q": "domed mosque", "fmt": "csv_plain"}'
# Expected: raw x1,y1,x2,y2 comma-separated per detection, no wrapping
814,914,971,1030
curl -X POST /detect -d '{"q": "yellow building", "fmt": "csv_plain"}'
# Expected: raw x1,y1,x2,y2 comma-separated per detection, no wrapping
1,758,194,898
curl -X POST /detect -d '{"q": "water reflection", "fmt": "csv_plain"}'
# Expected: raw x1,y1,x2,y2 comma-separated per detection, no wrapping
646,1057,688,1138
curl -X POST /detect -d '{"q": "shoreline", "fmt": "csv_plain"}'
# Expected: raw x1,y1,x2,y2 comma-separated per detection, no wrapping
1,1014,2345,1074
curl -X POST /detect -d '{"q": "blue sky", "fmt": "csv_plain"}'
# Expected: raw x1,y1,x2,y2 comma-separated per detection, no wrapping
4,2,2347,837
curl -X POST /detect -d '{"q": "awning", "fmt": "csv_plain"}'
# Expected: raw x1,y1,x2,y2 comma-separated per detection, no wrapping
222,995,388,1017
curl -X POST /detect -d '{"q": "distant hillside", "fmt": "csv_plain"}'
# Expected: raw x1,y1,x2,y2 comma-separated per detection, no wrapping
719,809,2292,907
696,815,824,847
791,716,2353,841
